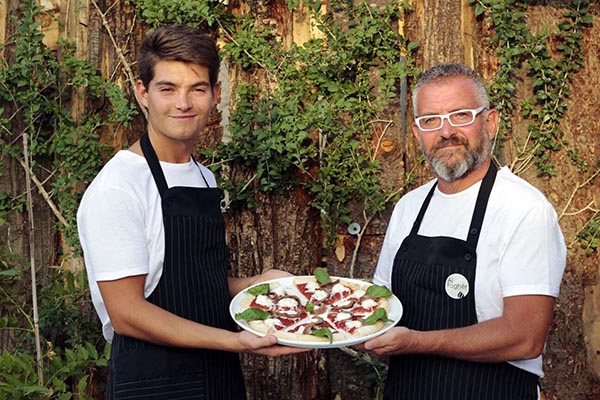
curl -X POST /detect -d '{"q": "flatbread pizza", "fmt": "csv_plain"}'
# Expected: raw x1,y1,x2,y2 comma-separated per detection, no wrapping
234,268,394,344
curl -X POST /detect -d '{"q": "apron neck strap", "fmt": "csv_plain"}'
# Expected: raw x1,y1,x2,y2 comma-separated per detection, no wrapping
190,155,211,188
140,133,169,197
466,161,497,248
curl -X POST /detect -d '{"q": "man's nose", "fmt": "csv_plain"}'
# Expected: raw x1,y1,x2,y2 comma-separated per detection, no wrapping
438,116,455,138
176,92,192,110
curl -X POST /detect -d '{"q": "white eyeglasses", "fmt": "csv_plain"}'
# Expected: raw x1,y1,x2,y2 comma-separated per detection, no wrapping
414,106,487,132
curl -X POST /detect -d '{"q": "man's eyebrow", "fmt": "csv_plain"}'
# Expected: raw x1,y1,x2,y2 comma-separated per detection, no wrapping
153,80,210,88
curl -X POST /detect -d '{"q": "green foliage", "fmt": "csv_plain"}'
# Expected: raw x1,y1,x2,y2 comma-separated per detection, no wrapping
472,0,592,175
208,0,419,246
0,246,107,398
0,0,136,253
131,0,230,28
0,0,129,395
577,210,599,254
0,342,109,400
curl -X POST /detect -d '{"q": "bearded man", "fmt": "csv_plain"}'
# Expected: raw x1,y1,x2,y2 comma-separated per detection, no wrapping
357,63,566,400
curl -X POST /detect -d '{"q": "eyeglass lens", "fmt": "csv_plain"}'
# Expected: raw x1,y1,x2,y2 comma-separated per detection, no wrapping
418,110,476,130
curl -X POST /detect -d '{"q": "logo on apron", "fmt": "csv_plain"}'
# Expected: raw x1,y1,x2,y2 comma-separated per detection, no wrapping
445,273,469,299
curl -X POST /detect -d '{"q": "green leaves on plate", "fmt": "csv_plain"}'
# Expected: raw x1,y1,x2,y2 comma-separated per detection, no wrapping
310,327,333,344
363,308,393,325
235,308,270,321
314,267,331,284
366,284,393,298
247,283,270,296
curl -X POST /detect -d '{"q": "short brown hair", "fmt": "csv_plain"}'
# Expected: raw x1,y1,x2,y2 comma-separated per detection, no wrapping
137,24,220,89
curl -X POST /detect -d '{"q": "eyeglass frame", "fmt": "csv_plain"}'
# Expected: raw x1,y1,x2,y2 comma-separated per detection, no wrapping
414,106,488,132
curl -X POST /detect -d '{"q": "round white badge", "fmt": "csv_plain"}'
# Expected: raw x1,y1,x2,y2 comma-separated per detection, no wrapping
445,273,469,299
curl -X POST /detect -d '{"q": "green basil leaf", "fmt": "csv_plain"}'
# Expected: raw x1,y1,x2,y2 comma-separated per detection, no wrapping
363,308,393,325
235,308,270,321
247,283,270,296
314,267,331,284
310,327,333,344
306,301,315,312
366,284,393,298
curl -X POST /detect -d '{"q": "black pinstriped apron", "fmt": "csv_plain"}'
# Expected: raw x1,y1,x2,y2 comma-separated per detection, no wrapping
385,163,539,400
106,133,246,399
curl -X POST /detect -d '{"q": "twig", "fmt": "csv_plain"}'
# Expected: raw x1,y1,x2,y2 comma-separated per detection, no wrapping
0,137,69,227
370,119,394,162
559,169,600,221
22,130,44,385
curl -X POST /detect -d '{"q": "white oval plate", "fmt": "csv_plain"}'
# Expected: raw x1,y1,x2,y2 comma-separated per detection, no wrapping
229,276,403,349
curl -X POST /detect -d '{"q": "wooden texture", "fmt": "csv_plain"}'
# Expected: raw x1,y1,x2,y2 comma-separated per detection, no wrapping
1,0,599,398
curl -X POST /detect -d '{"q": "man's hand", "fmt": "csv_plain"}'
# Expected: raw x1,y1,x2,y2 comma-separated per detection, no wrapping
354,327,417,356
235,331,311,356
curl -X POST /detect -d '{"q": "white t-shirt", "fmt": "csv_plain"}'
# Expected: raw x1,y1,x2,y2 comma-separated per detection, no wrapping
77,150,218,342
373,166,566,377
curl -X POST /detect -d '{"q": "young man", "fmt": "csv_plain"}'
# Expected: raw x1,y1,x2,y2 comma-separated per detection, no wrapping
77,24,305,399
358,63,566,399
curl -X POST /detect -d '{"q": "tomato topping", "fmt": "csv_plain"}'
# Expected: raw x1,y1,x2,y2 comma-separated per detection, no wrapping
296,283,311,298
352,306,373,314
279,318,296,327
288,325,302,333
249,298,270,311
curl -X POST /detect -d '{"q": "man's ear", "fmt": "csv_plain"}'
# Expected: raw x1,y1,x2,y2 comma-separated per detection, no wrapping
412,121,420,140
485,108,500,141
212,82,221,103
135,80,149,108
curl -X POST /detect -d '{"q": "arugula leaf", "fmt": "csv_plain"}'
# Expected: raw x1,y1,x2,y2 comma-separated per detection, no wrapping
366,284,393,298
314,267,331,284
247,283,270,296
306,301,315,312
363,308,393,325
235,308,270,321
310,327,333,344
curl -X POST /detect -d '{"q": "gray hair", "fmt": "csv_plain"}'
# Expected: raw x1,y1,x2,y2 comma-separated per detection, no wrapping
412,63,489,117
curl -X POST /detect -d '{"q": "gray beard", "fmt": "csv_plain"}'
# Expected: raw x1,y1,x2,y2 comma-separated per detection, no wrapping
424,135,491,182
429,151,481,181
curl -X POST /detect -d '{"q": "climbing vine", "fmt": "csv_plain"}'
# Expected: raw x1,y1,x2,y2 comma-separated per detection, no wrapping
208,0,419,247
0,0,135,252
0,0,132,396
472,0,593,175
472,0,597,253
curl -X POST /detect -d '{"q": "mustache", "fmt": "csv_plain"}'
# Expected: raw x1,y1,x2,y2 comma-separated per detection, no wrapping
433,135,468,151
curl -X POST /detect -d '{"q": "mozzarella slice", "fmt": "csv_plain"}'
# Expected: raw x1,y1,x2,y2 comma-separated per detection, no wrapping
255,294,274,308
311,290,328,302
304,281,321,293
335,312,351,322
361,299,378,309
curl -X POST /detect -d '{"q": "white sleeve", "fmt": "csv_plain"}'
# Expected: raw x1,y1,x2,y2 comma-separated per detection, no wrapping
78,187,150,281
498,203,566,298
